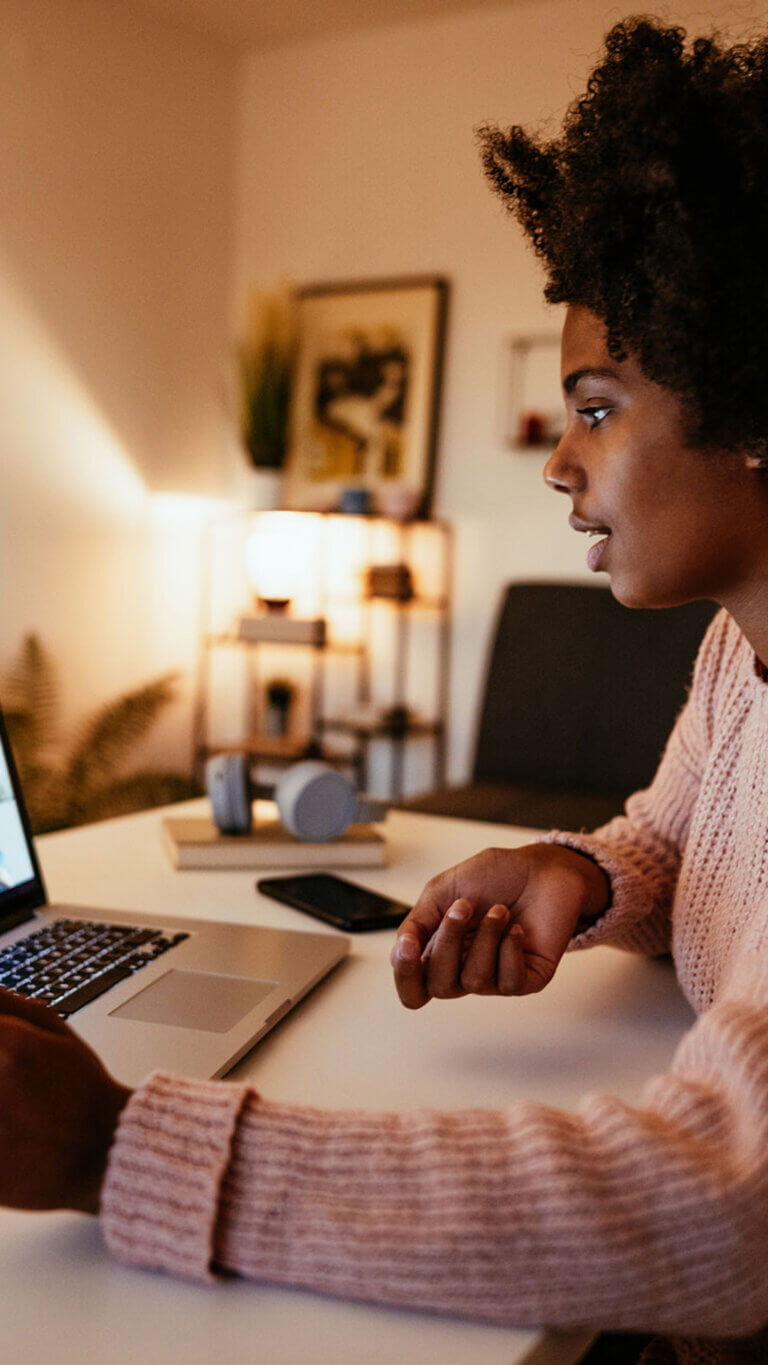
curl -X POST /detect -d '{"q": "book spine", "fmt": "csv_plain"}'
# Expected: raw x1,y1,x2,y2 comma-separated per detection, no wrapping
170,847,386,871
237,617,326,646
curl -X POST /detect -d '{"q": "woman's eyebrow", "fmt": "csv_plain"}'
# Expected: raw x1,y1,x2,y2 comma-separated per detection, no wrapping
562,366,622,395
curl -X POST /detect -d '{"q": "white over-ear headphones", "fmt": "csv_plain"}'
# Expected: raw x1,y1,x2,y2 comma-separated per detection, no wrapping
205,754,387,842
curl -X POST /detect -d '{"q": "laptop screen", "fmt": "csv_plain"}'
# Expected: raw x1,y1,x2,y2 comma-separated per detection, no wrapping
0,706,46,924
0,746,35,892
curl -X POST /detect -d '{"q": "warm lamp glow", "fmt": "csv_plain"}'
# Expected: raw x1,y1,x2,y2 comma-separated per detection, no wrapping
322,514,368,599
246,511,321,611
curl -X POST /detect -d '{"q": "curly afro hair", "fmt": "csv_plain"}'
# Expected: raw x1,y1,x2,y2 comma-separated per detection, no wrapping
478,15,768,460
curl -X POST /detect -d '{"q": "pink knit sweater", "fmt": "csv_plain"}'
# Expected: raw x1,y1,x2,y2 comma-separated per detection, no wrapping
100,610,768,1364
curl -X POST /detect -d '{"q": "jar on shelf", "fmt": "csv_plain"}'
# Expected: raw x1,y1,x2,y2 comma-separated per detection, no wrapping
262,677,296,739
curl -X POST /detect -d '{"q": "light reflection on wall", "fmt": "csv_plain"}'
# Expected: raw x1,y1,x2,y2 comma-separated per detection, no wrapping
0,262,147,523
149,491,236,659
0,262,238,770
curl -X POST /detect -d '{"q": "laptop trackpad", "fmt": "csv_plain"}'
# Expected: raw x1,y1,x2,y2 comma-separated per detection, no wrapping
110,969,278,1033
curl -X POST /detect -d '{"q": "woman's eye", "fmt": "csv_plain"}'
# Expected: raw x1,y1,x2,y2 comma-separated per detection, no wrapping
576,405,611,428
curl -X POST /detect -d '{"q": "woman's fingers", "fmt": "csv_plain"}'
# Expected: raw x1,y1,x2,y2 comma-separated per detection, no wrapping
0,986,71,1037
497,923,526,995
459,904,509,993
426,901,525,999
393,892,529,1007
392,931,429,1010
425,899,475,998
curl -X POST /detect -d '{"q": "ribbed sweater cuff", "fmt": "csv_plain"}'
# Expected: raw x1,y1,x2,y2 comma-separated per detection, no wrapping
100,1072,249,1282
537,829,672,955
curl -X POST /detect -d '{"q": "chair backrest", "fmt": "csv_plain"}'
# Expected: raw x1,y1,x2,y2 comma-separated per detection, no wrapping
473,582,718,795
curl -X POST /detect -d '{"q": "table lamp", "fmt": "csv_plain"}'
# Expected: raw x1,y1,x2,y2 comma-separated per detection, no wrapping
246,511,318,613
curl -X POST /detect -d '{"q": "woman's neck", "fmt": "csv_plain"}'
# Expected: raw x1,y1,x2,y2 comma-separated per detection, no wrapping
720,577,768,672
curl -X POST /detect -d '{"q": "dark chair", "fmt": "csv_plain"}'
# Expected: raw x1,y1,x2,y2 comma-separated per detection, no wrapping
400,582,718,830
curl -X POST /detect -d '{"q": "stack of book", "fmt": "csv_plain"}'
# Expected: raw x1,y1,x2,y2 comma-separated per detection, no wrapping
162,817,386,870
237,615,326,646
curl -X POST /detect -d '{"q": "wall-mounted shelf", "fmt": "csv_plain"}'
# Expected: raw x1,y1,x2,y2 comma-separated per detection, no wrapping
507,333,564,452
205,631,365,655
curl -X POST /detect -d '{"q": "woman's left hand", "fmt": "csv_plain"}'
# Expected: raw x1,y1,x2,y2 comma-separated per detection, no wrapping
0,987,131,1214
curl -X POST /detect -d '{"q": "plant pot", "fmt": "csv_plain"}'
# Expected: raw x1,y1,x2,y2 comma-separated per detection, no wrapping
238,465,283,511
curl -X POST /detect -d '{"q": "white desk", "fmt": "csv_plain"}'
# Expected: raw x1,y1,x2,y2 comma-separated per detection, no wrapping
0,804,696,1365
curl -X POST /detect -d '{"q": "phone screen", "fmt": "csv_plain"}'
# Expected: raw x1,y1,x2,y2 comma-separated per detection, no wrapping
257,873,410,932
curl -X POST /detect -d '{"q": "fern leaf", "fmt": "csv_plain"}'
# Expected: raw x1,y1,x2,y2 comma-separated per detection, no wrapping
65,675,179,793
21,762,71,835
77,771,201,824
0,634,59,766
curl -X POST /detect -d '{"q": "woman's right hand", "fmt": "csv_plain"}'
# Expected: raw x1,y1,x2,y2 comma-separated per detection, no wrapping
391,843,610,1010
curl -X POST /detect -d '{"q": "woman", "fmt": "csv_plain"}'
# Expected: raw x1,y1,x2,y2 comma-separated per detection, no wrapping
2,18,768,1365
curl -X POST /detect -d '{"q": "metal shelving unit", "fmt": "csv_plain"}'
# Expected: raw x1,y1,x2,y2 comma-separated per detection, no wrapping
192,513,452,802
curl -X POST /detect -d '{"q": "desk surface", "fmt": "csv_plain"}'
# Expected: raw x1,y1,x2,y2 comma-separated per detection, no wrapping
0,804,696,1365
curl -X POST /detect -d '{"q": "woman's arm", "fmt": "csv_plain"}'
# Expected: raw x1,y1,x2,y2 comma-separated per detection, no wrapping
538,609,735,957
101,945,768,1339
390,610,733,1008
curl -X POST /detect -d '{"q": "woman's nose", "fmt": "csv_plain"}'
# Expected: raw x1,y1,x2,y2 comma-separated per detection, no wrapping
543,439,585,495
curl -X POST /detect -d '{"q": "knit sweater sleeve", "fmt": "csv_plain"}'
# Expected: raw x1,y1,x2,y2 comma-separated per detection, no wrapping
538,609,733,957
100,945,768,1338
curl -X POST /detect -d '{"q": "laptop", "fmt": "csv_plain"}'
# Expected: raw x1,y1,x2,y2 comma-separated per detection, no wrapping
0,704,349,1086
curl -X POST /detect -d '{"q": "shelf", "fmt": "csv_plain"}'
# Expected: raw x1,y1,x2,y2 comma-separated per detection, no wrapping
205,632,365,654
365,595,449,611
318,716,444,739
316,593,449,610
196,739,357,767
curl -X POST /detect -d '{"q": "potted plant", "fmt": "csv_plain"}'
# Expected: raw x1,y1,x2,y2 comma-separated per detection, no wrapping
263,677,296,739
1,635,201,833
238,283,296,503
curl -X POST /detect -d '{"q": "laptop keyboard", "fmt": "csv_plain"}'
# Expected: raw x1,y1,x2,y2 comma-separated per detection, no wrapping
0,918,189,1018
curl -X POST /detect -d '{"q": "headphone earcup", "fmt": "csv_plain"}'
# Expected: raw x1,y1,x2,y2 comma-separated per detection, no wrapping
275,761,356,841
206,754,253,834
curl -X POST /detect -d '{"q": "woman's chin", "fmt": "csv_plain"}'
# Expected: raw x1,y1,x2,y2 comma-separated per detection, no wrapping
608,571,696,611
603,559,654,609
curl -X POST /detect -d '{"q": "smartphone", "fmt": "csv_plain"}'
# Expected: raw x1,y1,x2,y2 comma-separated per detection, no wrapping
256,872,411,932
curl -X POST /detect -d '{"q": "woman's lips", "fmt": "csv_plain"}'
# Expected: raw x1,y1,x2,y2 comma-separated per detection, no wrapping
567,516,612,572
586,534,611,572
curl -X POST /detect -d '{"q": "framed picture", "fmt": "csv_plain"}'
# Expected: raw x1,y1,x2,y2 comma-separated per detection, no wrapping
283,276,448,517
506,334,564,451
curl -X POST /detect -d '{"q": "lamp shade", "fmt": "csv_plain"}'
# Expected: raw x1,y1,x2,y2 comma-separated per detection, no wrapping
245,511,320,608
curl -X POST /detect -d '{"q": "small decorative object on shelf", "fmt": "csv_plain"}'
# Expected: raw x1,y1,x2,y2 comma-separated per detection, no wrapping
237,615,326,646
339,487,371,515
263,678,295,739
364,563,414,602
374,482,421,521
380,704,411,737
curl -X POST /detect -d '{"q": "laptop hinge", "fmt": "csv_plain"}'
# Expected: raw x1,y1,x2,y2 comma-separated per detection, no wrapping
0,907,37,935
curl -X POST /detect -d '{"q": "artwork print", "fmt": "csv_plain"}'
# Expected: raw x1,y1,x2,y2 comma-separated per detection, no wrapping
313,331,409,482
283,278,447,516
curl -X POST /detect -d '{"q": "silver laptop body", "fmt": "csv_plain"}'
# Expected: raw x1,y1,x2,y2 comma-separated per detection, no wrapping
0,707,348,1087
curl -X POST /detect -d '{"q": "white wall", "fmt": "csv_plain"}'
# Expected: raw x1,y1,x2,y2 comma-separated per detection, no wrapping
5,0,768,795
0,0,240,769
236,0,768,785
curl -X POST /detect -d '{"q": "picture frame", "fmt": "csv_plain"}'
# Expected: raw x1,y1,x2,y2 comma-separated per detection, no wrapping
283,276,448,517
506,334,564,451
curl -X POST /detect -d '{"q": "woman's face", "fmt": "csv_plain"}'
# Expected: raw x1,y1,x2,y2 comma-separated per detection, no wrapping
543,306,766,610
